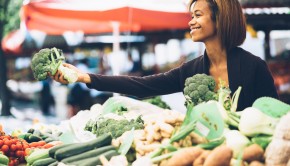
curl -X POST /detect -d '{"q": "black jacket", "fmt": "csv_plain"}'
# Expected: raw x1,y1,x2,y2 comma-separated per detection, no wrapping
87,47,279,111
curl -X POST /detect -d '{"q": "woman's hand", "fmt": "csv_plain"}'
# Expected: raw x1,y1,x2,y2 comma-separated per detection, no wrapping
51,63,91,84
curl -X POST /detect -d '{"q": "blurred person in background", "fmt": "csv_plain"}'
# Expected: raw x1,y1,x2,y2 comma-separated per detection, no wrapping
40,78,55,116
51,0,278,111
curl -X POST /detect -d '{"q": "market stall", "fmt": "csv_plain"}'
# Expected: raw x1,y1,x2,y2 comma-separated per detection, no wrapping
1,74,290,166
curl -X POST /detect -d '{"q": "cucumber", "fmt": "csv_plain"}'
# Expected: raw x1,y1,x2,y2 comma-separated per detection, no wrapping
61,145,115,164
54,133,112,161
32,157,57,166
29,135,42,142
26,149,49,165
27,128,35,134
47,161,58,166
72,150,119,166
48,143,73,158
0,153,9,165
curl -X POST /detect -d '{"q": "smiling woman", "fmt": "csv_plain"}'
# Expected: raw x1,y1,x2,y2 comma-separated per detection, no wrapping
51,0,279,111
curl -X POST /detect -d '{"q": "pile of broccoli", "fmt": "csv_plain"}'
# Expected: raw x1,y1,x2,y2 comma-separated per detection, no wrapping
84,116,144,138
30,47,78,83
183,73,217,106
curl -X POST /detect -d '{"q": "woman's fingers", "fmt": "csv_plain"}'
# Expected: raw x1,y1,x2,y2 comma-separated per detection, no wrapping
51,70,69,84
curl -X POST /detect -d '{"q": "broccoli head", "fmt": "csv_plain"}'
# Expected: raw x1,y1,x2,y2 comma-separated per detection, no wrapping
31,47,78,83
184,74,217,106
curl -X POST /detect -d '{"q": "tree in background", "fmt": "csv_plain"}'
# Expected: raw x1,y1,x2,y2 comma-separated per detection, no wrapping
0,0,22,116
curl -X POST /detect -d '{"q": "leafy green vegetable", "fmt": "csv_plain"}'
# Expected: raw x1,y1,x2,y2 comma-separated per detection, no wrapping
101,97,128,115
197,136,225,150
253,97,290,118
143,96,171,109
150,101,225,159
31,47,78,83
85,116,144,139
118,128,135,156
189,101,225,140
251,135,272,150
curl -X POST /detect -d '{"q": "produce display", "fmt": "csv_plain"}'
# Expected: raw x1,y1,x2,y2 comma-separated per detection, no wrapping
1,73,290,166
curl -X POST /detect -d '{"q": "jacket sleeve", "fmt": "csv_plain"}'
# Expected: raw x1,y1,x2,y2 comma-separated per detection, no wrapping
86,67,184,98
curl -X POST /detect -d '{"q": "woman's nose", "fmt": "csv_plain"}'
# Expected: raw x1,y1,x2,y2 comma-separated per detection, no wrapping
188,18,196,26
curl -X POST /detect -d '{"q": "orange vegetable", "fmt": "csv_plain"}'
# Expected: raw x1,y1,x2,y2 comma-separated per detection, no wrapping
166,146,204,166
193,150,211,166
203,145,233,166
242,144,264,163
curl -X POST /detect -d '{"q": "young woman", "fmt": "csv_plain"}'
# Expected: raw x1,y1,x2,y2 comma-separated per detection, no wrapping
52,0,278,111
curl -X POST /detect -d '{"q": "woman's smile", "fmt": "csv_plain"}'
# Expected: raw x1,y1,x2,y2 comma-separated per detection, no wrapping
190,27,201,35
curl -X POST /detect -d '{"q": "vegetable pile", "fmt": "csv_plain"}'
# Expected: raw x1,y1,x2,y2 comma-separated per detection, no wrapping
30,47,78,83
3,70,290,165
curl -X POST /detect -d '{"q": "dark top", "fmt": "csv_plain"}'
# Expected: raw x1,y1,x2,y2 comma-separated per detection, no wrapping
87,47,279,111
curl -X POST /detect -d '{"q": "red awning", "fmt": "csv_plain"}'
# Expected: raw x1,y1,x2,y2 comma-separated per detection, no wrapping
20,0,191,35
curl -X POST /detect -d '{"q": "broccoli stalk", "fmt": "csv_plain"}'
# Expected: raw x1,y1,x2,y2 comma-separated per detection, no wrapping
217,85,242,128
31,47,78,83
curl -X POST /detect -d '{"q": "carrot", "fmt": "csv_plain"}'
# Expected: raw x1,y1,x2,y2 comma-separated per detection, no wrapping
37,141,46,147
29,142,39,147
166,146,203,166
203,145,233,166
42,143,54,149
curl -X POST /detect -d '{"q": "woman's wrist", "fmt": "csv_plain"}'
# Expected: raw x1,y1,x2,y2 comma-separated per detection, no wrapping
79,73,91,83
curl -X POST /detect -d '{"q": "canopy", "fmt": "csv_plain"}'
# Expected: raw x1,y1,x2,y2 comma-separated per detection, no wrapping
20,0,191,35
3,0,191,55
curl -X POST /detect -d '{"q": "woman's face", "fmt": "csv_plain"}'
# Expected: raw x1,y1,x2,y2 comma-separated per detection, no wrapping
188,0,217,42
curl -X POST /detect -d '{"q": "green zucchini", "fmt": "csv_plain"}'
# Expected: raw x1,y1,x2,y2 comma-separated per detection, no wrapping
72,150,119,166
26,149,49,165
31,157,57,166
0,153,9,165
61,145,115,164
54,133,112,161
48,143,73,158
47,161,58,166
29,135,42,142
27,128,35,134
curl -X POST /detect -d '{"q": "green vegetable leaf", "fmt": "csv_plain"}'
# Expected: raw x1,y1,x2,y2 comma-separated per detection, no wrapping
251,135,272,150
253,97,290,118
190,102,225,140
197,136,225,150
118,127,135,155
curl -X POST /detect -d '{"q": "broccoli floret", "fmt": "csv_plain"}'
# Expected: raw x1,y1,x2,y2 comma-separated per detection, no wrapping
183,74,217,106
31,47,78,83
85,116,145,139
204,91,217,101
143,96,171,109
